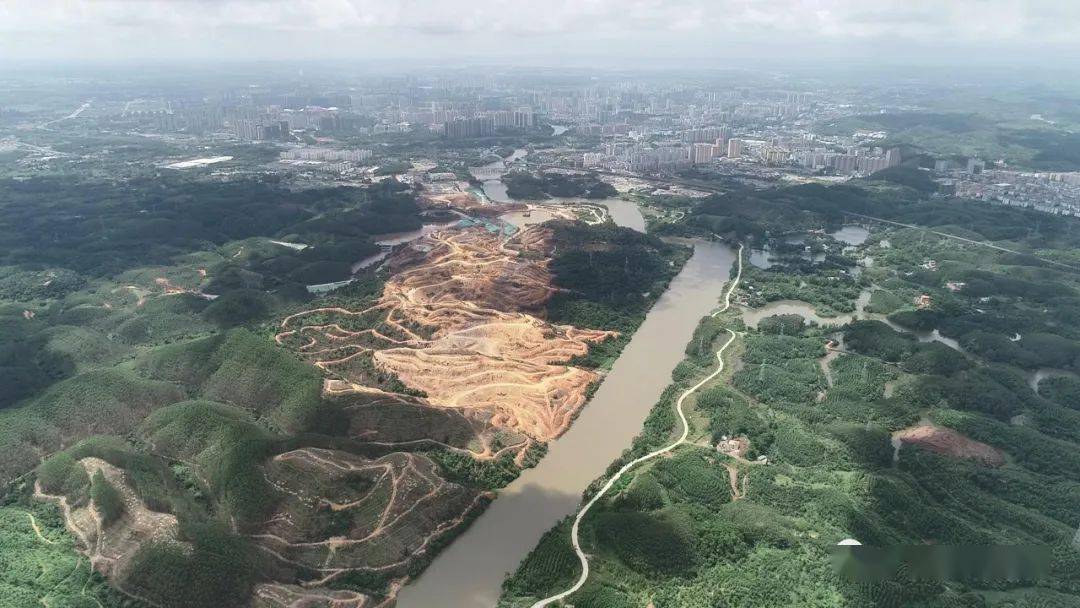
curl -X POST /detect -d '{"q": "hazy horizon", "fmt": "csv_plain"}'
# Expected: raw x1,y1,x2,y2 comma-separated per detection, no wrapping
3,0,1080,69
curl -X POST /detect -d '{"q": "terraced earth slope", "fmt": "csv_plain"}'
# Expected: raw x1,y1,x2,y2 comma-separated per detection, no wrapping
250,225,625,604
279,226,616,454
8,210,685,608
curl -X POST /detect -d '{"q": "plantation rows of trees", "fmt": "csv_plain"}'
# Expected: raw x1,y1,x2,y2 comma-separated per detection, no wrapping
501,179,1080,608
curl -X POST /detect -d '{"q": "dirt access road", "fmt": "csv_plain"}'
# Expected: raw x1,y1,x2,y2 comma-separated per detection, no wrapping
531,244,743,608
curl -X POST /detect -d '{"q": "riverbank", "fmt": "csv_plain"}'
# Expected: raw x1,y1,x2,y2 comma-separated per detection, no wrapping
532,244,744,607
396,239,737,608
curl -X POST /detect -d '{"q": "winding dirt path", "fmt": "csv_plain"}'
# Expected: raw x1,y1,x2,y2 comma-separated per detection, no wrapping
531,244,743,608
25,512,57,545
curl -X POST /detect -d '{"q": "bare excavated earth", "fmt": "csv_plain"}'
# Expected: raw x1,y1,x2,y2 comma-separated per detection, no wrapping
278,226,615,452
36,457,182,596
254,584,386,608
29,225,634,607
893,424,1006,467
260,225,616,605
421,187,527,218
253,448,486,594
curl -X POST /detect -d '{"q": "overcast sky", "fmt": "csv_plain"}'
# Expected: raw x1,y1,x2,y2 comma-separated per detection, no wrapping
2,0,1079,67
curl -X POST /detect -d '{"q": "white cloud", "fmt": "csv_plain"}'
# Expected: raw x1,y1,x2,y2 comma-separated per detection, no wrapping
1,0,1078,63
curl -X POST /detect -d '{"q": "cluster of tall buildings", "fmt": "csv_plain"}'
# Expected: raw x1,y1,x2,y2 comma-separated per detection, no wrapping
532,83,817,129
625,146,694,172
576,124,633,136
792,147,901,174
687,135,748,164
683,126,732,144
443,116,495,139
692,143,721,164
440,108,536,138
686,138,787,166
582,125,739,172
934,157,986,174
1048,172,1080,186
583,143,695,172
492,109,535,129
581,125,742,170
280,147,372,162
232,119,290,142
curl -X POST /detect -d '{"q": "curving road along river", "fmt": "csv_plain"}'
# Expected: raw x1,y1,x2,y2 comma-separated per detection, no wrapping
533,244,742,607
396,240,737,608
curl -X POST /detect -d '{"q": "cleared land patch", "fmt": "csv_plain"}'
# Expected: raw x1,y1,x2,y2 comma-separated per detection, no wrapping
278,226,616,454
892,424,1006,467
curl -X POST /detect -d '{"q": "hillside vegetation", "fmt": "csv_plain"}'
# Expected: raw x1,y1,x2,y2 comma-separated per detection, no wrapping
502,181,1080,608
0,171,684,605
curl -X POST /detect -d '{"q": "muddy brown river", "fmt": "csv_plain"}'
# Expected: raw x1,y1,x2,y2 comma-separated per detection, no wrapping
397,239,736,608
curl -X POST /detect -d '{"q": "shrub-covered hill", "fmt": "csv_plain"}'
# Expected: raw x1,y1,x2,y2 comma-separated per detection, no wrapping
501,181,1080,608
0,176,429,414
0,175,439,606
0,370,183,486
137,328,325,432
0,168,688,606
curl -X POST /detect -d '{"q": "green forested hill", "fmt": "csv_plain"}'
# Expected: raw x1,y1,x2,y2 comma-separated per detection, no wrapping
0,175,430,606
502,182,1080,608
0,171,687,606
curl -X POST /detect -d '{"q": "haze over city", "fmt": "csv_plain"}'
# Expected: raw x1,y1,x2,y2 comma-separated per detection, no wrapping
4,0,1080,66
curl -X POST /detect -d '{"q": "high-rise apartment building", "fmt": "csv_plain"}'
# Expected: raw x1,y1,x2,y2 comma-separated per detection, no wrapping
692,143,720,164
727,138,744,158
444,116,495,139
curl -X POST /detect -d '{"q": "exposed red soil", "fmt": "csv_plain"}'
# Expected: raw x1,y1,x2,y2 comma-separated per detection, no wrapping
893,424,1005,467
